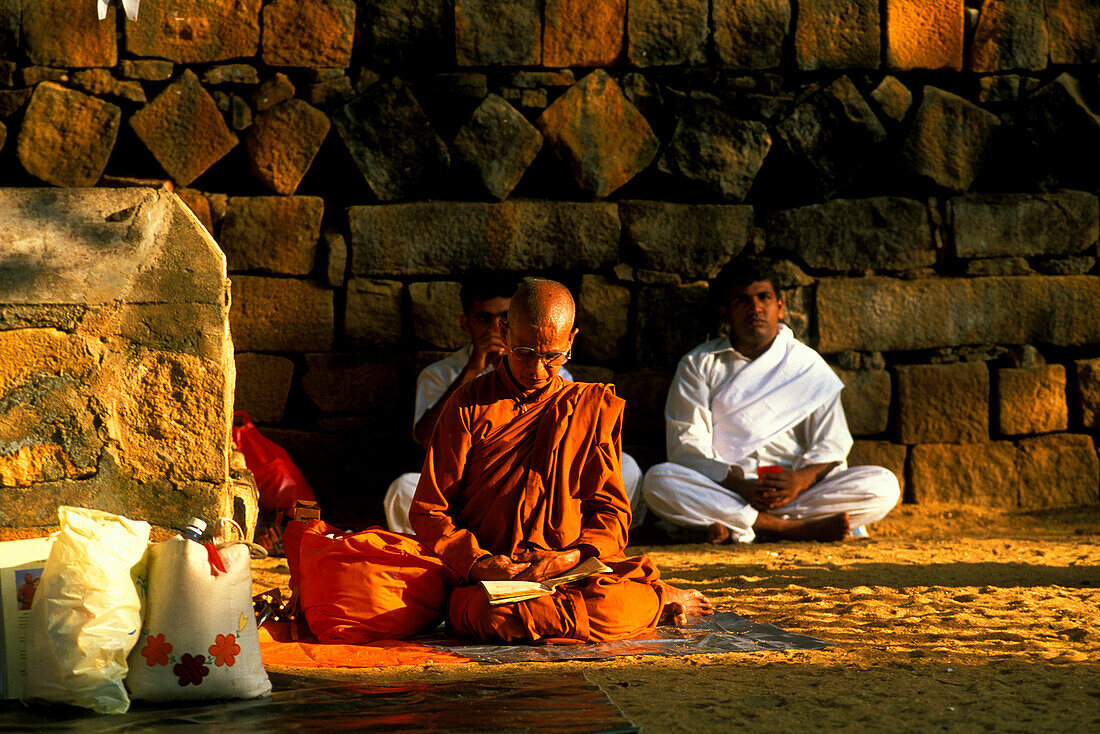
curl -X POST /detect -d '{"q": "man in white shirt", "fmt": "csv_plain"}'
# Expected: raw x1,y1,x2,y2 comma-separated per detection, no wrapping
642,260,899,543
385,274,645,534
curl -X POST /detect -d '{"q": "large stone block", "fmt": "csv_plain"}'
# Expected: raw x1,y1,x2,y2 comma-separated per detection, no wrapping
348,201,620,276
537,71,658,199
1016,434,1099,507
1075,357,1100,428
1046,0,1100,64
130,70,238,186
262,0,355,68
712,0,789,69
950,191,1098,259
543,0,624,66
896,362,989,443
358,0,454,69
410,281,465,349
768,197,934,272
613,370,673,445
997,365,1067,435
774,76,887,199
885,0,964,71
627,0,708,67
818,276,1100,353
969,0,1048,72
909,442,1019,506
301,354,401,417
901,86,1001,193
23,0,115,67
575,275,629,362
16,83,120,188
835,369,892,436
234,353,295,423
219,197,323,275
1020,74,1100,190
345,279,403,347
848,440,906,495
794,0,879,70
658,97,771,202
244,99,331,195
451,94,542,201
0,189,241,529
456,0,540,65
125,0,260,63
332,79,450,202
620,201,751,280
229,276,334,352
636,282,710,369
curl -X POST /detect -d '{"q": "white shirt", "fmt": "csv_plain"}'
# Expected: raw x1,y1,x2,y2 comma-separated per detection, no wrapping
665,335,852,483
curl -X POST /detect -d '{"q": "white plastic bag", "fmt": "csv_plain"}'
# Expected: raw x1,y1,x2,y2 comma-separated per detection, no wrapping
23,506,151,714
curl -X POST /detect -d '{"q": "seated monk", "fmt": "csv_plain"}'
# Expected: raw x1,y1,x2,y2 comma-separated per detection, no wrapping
410,279,711,642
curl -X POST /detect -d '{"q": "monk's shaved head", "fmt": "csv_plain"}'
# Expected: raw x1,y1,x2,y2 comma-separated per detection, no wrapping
508,279,575,332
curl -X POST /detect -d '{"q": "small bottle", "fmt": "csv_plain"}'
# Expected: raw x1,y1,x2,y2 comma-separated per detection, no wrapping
181,517,207,543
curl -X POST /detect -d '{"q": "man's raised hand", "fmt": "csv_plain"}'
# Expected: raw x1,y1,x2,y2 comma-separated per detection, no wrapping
469,328,508,372
469,554,530,582
512,548,582,582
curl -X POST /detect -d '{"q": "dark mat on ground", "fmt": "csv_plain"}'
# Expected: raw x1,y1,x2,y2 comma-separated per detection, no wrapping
0,672,637,733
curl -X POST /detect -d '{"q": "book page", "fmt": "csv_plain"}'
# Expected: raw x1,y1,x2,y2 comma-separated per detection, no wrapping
480,556,613,605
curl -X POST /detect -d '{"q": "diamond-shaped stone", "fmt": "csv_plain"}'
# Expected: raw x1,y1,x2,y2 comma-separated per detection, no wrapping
245,99,331,195
16,83,120,187
451,94,542,200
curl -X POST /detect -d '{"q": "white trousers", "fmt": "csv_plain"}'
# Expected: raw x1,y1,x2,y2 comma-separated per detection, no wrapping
384,452,647,535
642,462,900,543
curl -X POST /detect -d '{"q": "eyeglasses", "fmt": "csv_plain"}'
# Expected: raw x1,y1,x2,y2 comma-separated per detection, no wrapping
509,346,571,368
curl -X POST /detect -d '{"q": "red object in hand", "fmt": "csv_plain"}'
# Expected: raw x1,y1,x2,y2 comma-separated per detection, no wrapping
232,411,317,511
757,465,783,478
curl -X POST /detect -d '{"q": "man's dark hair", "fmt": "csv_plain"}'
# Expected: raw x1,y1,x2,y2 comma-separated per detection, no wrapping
711,258,781,307
460,273,519,314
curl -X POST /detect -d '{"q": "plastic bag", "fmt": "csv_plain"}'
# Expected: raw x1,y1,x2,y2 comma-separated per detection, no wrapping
126,520,271,701
232,410,316,511
23,506,151,714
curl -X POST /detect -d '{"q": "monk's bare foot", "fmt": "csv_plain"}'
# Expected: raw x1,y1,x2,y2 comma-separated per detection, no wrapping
658,582,714,626
706,522,731,545
753,512,850,542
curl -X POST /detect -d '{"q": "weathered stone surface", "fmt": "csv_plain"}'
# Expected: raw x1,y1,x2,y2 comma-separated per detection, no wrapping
564,365,614,384
896,362,989,443
870,76,913,121
202,64,259,86
120,60,174,81
1076,357,1100,428
130,70,238,186
636,282,710,368
620,201,751,279
229,95,252,131
348,201,620,276
575,275,629,362
712,0,789,69
125,0,260,63
1020,74,1100,190
835,369,892,436
849,440,907,493
451,94,542,201
175,189,214,234
253,73,295,112
537,71,658,199
245,99,330,195
970,0,1048,72
229,276,334,352
997,365,1067,435
0,1,17,61
71,69,146,103
543,0,624,66
775,77,887,198
614,370,674,444
332,79,450,201
950,191,1098,259
628,0,708,67
16,83,120,187
456,0,540,65
1017,434,1099,507
307,75,355,106
301,354,401,417
23,0,116,67
977,74,1021,104
345,279,403,347
901,86,1001,192
321,227,347,287
234,353,294,423
262,0,355,68
819,276,1100,353
1046,0,1100,64
410,281,465,349
769,197,935,272
511,70,575,88
794,0,879,70
659,97,771,202
358,0,453,69
219,197,323,275
965,257,1035,276
0,88,31,119
1035,257,1095,275
910,442,1019,506
21,67,68,85
886,0,964,71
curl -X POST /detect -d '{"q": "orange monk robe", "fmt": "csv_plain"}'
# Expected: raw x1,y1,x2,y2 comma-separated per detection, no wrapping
409,361,667,643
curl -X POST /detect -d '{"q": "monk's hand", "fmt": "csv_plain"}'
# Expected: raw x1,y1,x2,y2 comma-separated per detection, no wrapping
756,469,812,509
469,554,530,582
511,548,582,582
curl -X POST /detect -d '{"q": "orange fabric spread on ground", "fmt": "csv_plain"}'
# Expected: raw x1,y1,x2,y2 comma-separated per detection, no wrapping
410,361,665,643
257,624,468,668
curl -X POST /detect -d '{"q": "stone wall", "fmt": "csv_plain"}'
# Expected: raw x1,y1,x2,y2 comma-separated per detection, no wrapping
1,1,1097,525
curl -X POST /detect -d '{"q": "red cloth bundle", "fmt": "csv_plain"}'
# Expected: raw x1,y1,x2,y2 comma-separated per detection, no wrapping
232,411,316,511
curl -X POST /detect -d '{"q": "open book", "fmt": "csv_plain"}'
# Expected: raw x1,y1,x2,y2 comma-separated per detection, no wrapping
480,556,612,605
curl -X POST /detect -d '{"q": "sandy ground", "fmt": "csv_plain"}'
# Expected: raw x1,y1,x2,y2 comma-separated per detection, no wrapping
253,504,1100,733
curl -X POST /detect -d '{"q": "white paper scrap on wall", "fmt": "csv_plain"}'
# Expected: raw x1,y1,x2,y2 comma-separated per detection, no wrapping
97,0,141,21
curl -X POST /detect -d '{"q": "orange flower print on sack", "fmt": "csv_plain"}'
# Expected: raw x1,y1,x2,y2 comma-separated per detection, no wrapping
209,633,241,667
140,633,173,667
